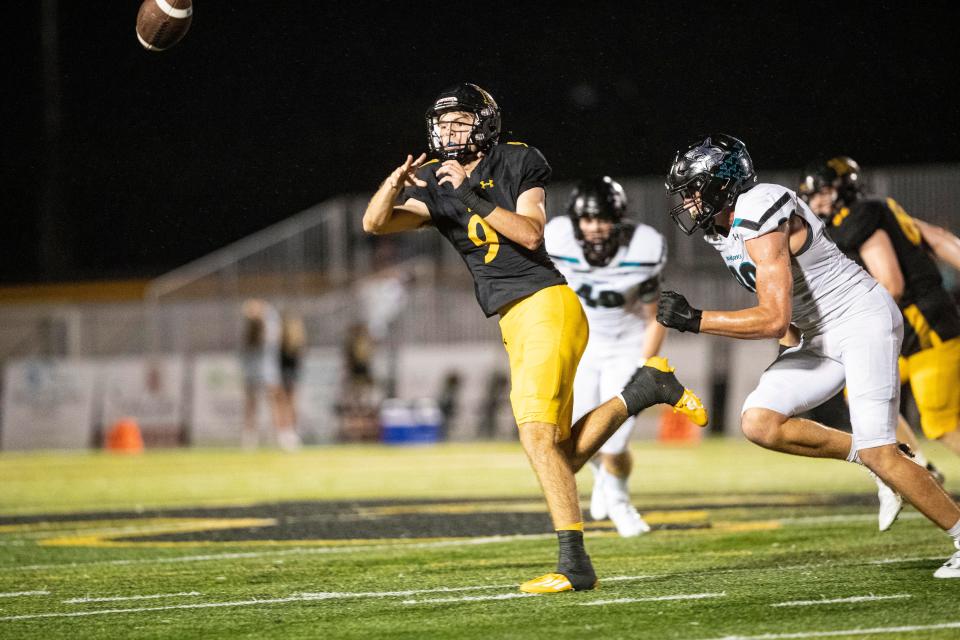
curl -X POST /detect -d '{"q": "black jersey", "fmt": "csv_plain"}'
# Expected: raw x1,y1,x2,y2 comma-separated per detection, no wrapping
403,142,566,317
827,197,960,356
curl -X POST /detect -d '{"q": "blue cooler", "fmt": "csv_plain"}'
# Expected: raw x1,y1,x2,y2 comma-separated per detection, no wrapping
381,398,441,445
380,399,417,444
411,398,442,443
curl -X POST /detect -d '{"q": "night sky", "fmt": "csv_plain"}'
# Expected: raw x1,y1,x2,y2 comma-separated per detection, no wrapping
4,2,959,284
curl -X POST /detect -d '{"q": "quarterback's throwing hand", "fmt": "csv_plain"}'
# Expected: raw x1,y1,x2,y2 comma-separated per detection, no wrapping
389,153,428,190
657,290,702,333
436,160,468,189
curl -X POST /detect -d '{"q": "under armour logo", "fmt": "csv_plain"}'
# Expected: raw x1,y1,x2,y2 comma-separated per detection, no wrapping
479,179,495,189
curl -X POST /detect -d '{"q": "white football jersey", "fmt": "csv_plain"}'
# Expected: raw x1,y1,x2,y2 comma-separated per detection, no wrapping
703,183,875,334
545,216,665,343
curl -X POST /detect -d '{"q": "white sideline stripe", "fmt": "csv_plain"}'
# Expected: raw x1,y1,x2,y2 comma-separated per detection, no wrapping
0,595,325,621
10,511,931,573
699,620,960,639
154,0,192,19
603,575,657,583
12,533,554,571
297,585,514,599
0,591,49,598
777,512,924,525
64,591,202,604
771,594,911,607
403,593,537,605
871,555,945,565
0,584,521,622
581,592,725,606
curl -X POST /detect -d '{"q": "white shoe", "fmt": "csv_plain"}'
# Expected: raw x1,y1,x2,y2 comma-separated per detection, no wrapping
934,543,960,578
278,429,302,452
872,472,903,532
590,462,608,521
607,499,651,538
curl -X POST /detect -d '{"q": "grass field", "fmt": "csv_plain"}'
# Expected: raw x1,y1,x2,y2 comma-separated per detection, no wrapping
2,439,959,639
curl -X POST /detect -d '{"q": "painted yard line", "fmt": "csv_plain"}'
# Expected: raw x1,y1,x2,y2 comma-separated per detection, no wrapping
0,591,49,598
10,533,556,571
700,620,960,639
402,593,537,605
871,555,947,565
296,584,515,599
9,547,944,580
771,594,911,607
6,532,950,576
1,521,271,538
601,575,658,583
64,591,202,604
777,512,924,525
0,595,325,621
0,585,526,622
0,511,916,540
581,592,726,606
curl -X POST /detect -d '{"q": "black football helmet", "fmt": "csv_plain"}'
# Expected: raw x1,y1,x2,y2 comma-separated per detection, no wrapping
798,156,863,210
567,176,628,267
425,83,501,162
665,134,757,235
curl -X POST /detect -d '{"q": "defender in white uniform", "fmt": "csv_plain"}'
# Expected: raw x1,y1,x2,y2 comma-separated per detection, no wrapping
658,134,960,578
545,177,667,537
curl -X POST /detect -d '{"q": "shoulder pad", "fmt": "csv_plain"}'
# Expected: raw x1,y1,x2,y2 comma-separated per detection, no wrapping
732,184,795,240
621,223,666,269
544,217,582,264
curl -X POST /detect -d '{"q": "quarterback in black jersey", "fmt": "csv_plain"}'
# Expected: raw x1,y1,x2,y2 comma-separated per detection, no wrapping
801,157,960,459
362,83,705,593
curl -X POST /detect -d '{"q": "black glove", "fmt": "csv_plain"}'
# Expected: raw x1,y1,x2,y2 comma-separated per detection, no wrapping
657,290,702,333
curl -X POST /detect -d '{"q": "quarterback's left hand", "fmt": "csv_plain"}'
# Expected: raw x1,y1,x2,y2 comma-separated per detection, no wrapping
436,160,468,189
657,290,702,333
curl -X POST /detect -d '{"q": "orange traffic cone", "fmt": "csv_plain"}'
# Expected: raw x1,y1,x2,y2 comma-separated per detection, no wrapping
657,406,702,444
106,417,144,453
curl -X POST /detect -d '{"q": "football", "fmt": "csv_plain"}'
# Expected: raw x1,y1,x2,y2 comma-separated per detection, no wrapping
136,0,193,52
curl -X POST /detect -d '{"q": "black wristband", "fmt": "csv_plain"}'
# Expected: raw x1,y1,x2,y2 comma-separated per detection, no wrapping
453,182,496,218
687,308,703,333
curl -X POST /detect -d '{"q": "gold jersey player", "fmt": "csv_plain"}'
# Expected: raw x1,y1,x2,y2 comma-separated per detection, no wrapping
362,83,706,593
801,157,960,458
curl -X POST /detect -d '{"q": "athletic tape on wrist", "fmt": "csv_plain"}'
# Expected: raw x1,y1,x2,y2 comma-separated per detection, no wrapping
454,183,496,217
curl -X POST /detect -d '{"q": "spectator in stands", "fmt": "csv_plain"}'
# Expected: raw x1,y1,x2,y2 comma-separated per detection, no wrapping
240,299,300,451
345,321,374,391
280,309,307,430
478,370,509,440
337,321,381,441
437,371,461,440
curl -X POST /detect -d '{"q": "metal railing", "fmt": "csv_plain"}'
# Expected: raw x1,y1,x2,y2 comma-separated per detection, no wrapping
2,164,959,360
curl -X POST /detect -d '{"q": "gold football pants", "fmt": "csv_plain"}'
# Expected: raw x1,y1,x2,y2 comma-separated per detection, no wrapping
498,284,589,441
899,336,960,439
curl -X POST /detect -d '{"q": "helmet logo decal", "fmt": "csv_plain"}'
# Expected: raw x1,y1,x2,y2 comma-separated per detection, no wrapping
683,138,725,174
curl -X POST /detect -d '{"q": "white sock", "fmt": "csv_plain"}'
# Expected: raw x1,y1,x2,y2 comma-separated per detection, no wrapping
607,474,630,501
846,441,862,464
947,518,960,544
